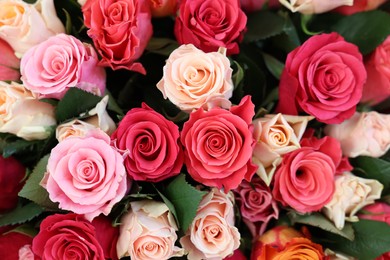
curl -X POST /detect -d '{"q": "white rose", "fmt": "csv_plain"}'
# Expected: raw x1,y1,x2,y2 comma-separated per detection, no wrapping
323,172,383,230
0,0,65,57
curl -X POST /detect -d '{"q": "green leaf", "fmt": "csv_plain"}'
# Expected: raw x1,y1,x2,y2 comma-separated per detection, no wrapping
105,90,124,117
10,224,38,237
62,8,72,35
231,60,245,88
55,88,102,123
351,156,390,195
318,220,390,260
332,10,390,55
154,187,179,227
164,174,207,232
18,155,59,210
244,11,286,42
262,53,284,80
0,202,43,227
146,37,180,56
288,211,355,241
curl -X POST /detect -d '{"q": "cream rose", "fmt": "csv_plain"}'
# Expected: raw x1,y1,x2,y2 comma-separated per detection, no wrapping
180,188,240,260
252,113,312,185
56,96,116,142
117,200,184,260
323,172,383,230
325,111,390,158
0,0,65,57
279,0,353,14
0,81,56,140
157,44,234,112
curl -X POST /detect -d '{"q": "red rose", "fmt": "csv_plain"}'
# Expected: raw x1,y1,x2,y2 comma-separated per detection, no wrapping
174,0,247,55
82,0,153,74
0,226,34,259
0,155,25,213
111,103,183,182
91,216,119,260
277,32,366,124
32,213,105,259
180,96,257,191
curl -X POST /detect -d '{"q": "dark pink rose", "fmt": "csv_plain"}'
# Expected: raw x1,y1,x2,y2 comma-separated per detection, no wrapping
111,103,183,182
91,216,119,260
272,136,341,213
224,249,247,260
0,226,34,259
276,32,366,124
174,0,247,55
240,0,280,12
82,0,153,74
180,96,258,191
234,177,279,237
0,155,25,213
32,213,105,260
0,38,20,82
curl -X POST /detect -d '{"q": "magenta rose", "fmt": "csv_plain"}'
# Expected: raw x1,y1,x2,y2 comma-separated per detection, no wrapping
276,32,366,124
82,0,153,74
234,177,279,237
272,136,343,213
20,33,106,99
174,0,247,55
181,96,257,191
0,155,25,213
32,213,105,260
111,103,183,182
41,129,128,221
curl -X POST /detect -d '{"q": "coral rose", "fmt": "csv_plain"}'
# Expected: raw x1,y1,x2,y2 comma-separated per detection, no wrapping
0,0,64,57
325,111,390,158
82,0,153,73
150,0,177,17
41,129,128,221
180,188,241,259
0,38,20,81
335,0,387,15
279,0,353,14
21,33,106,99
32,213,105,259
180,96,257,191
174,0,247,55
277,32,366,124
117,200,184,260
157,44,234,112
111,103,183,182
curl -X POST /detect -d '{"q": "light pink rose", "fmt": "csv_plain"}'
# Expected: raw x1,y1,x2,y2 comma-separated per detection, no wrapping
180,188,241,260
0,81,56,140
234,177,279,237
41,129,128,221
0,38,20,81
279,0,353,14
360,35,390,105
117,200,184,260
82,0,153,73
325,111,390,158
0,0,64,57
157,44,234,112
21,33,106,99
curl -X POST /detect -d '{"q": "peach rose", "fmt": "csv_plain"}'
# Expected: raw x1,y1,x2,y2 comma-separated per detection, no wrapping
180,188,240,260
117,200,184,260
323,172,383,230
0,0,64,57
279,0,353,14
325,111,390,158
252,113,312,185
157,44,234,112
0,81,56,140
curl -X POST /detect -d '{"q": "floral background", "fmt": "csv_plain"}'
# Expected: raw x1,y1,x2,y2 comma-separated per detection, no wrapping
1,0,390,259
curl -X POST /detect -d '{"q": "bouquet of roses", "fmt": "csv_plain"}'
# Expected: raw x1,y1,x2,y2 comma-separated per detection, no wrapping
1,0,390,259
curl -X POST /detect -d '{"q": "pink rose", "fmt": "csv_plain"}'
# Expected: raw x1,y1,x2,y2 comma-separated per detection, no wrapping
276,32,366,124
180,188,241,259
360,35,390,105
21,33,106,99
334,0,387,15
82,0,153,74
272,136,343,213
240,0,280,12
111,103,183,182
32,213,105,259
0,38,20,81
41,130,128,221
0,155,26,213
359,202,390,225
234,177,279,237
325,111,390,158
0,226,34,260
279,0,353,14
174,0,247,55
180,96,258,191
156,44,234,112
